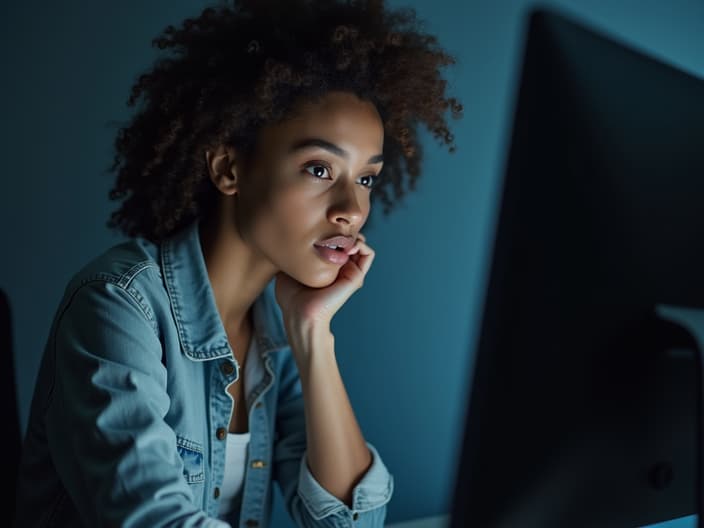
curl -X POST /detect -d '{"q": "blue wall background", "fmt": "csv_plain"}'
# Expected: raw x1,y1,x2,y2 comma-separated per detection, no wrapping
2,1,702,526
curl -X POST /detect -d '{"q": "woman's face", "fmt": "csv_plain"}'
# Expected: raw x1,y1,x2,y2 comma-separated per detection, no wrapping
233,90,385,288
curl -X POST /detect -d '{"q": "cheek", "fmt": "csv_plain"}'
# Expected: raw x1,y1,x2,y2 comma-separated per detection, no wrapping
254,188,320,251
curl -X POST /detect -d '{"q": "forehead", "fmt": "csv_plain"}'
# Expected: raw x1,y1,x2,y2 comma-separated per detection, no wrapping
256,91,384,158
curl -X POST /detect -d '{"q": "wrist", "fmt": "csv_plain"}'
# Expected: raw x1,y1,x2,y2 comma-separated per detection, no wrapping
284,319,334,365
283,316,332,341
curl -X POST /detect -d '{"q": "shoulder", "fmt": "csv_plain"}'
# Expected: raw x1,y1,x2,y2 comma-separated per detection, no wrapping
57,237,168,329
68,237,161,288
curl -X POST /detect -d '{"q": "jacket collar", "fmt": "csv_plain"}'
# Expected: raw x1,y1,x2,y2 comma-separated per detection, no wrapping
160,218,289,361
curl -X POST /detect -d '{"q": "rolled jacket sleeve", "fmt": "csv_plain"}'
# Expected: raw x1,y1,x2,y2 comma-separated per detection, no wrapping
297,442,394,524
45,279,229,528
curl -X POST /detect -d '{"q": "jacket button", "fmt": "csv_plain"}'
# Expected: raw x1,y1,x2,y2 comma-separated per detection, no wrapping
213,487,220,499
221,361,235,375
216,427,227,440
245,520,259,527
353,512,359,521
255,402,263,408
251,460,266,468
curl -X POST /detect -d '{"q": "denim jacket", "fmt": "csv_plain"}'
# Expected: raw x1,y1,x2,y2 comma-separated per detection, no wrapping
15,219,394,527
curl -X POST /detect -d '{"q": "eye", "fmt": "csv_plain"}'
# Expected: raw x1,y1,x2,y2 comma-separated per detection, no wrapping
303,163,331,180
359,174,378,189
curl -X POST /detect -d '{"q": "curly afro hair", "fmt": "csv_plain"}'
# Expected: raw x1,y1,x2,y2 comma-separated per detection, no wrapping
106,0,464,243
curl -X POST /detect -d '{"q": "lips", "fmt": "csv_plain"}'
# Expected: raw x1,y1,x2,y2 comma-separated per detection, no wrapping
313,245,350,265
313,234,356,266
313,235,355,255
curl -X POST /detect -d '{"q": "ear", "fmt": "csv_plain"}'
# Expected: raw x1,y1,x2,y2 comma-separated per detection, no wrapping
205,145,239,195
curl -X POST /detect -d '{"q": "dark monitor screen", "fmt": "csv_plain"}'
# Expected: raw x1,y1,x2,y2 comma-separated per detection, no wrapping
450,8,704,528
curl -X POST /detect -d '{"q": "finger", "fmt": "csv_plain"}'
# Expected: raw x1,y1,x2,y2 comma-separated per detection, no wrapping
348,234,367,255
349,240,375,276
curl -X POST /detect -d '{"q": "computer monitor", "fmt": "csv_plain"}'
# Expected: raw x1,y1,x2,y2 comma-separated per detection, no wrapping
450,7,704,528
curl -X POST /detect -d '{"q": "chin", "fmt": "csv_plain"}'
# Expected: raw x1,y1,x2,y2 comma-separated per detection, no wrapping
300,266,340,289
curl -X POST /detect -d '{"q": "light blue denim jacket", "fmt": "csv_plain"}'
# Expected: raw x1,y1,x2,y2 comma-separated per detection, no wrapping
15,219,394,527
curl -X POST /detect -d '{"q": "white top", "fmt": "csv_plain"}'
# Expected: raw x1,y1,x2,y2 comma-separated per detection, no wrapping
218,431,251,511
218,332,265,519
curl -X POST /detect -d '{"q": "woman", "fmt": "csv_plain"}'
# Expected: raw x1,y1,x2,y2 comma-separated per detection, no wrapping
14,0,463,526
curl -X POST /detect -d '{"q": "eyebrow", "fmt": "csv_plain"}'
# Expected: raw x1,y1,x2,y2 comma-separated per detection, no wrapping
289,137,384,165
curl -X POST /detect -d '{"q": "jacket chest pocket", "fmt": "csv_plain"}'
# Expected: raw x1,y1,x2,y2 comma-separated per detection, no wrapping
176,435,205,484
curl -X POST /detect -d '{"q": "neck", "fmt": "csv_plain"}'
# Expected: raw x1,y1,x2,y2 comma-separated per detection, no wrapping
197,208,276,335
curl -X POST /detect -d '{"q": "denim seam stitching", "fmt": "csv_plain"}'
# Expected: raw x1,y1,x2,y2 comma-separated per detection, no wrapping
117,260,158,289
161,242,193,354
296,487,347,520
176,435,204,453
176,434,205,484
160,238,234,360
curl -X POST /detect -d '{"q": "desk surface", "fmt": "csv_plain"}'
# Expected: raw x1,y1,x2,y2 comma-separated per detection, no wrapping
385,515,448,528
384,514,697,528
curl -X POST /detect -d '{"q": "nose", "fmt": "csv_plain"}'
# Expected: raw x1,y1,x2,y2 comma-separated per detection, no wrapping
327,181,366,228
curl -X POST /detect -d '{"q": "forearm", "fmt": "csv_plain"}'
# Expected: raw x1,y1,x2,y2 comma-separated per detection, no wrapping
285,322,373,508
